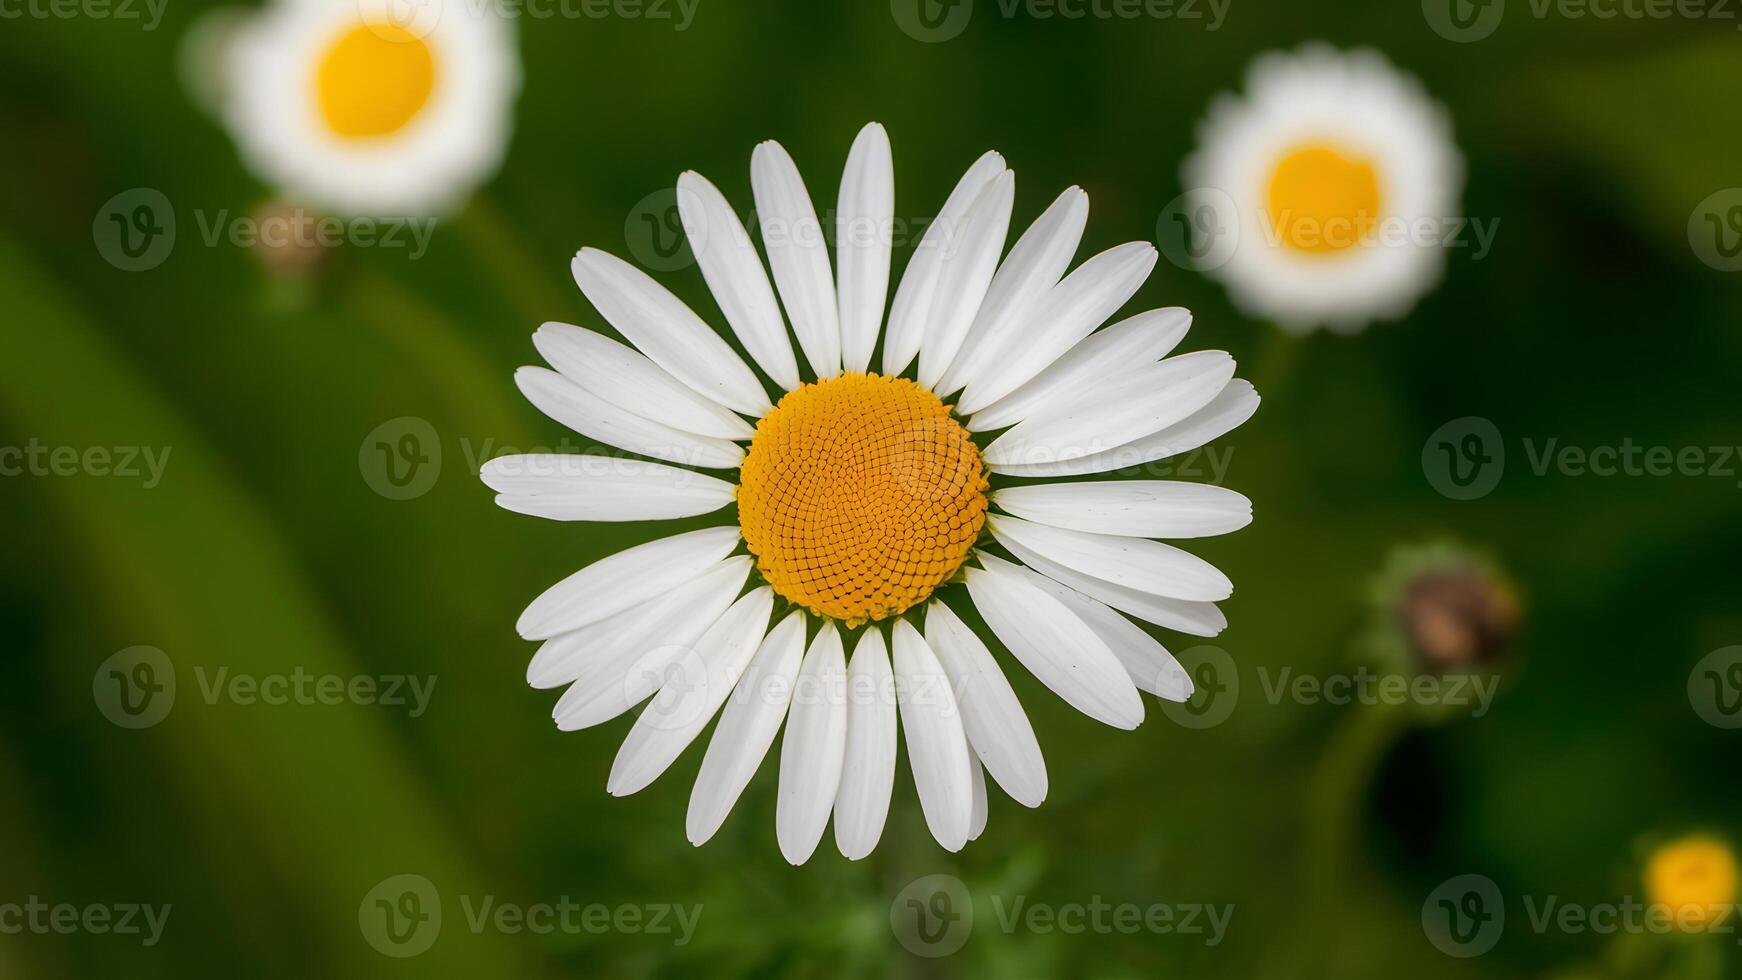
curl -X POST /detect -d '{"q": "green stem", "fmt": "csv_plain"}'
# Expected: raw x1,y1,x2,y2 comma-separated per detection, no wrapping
1249,327,1304,400
455,193,571,328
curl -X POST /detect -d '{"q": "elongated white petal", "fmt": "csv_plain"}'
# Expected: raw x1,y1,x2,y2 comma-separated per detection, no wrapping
607,587,774,796
882,151,1005,377
988,514,1231,602
514,367,743,470
752,140,841,378
996,534,1227,637
936,186,1089,396
685,610,807,845
777,624,847,865
571,248,771,416
836,123,894,375
967,751,989,841
924,601,1047,807
483,454,736,523
516,526,740,640
983,351,1234,467
993,480,1251,539
891,619,973,852
964,555,1144,729
532,555,751,691
990,379,1259,478
1010,565,1194,702
917,169,1015,390
550,568,750,729
533,323,753,441
968,308,1192,432
956,242,1157,416
677,171,801,391
834,628,897,861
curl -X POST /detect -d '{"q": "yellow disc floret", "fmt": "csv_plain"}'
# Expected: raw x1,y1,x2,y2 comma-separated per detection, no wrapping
738,373,988,627
315,23,437,141
1265,143,1383,254
1645,835,1738,932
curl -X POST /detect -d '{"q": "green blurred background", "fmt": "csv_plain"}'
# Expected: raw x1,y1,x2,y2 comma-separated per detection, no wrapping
3,0,1741,976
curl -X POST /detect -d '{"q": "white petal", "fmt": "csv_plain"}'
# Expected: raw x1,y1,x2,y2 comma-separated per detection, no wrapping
988,514,1231,602
607,586,774,796
677,171,801,391
1008,565,1194,702
989,379,1260,478
993,480,1251,539
967,751,989,842
995,534,1227,637
776,624,847,865
532,555,750,691
956,242,1157,416
924,601,1047,807
982,351,1235,467
533,323,753,441
835,123,894,375
963,555,1144,729
917,169,1015,390
833,628,897,861
891,619,973,852
935,186,1089,397
514,367,743,470
881,151,1005,377
483,454,736,523
516,526,740,640
968,308,1192,432
685,610,807,845
571,248,772,416
752,140,841,379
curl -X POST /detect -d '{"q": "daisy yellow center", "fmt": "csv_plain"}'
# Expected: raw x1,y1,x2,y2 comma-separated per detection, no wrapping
315,23,437,140
737,373,988,628
1265,143,1383,254
1645,836,1738,932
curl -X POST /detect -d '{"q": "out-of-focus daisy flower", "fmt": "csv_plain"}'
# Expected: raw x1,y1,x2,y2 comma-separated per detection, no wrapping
1182,44,1464,333
484,123,1260,863
1644,835,1737,932
218,0,519,217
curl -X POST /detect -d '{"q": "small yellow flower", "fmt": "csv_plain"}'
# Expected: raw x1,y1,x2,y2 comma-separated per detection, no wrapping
1645,835,1737,932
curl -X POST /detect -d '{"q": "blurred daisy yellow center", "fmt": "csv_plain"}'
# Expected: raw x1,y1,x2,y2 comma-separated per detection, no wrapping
315,23,436,140
1645,836,1738,931
1265,143,1383,254
738,374,988,627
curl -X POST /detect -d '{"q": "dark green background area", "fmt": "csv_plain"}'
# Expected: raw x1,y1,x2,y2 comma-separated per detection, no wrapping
2,1,1740,976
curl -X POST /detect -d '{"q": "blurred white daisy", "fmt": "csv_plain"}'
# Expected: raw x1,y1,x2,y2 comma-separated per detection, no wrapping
1182,44,1463,333
218,0,519,217
485,123,1260,863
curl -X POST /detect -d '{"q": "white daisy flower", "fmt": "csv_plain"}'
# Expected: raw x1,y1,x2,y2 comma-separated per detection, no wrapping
220,0,519,217
486,123,1261,863
1182,44,1464,333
